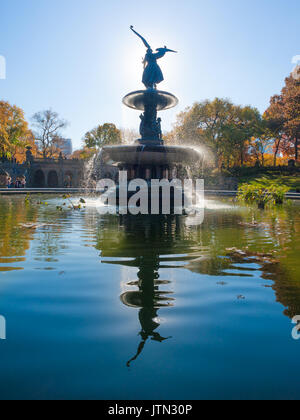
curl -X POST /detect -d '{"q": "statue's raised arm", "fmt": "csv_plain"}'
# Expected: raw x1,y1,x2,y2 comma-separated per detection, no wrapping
130,26,151,50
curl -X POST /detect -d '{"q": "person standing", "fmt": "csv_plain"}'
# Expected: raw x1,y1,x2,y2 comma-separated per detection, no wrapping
15,177,21,188
20,175,26,189
0,169,9,188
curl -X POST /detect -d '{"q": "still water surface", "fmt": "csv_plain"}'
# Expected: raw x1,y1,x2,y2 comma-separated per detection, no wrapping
0,196,299,400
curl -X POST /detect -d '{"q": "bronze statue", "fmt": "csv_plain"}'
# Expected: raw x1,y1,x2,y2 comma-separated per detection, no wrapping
130,26,177,89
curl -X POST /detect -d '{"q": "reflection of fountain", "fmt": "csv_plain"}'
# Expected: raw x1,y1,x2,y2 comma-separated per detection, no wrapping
121,255,173,367
97,215,183,366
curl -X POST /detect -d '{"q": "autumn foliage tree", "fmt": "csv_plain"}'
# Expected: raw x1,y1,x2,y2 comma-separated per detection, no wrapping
264,71,300,163
70,147,96,160
0,101,32,160
14,132,38,163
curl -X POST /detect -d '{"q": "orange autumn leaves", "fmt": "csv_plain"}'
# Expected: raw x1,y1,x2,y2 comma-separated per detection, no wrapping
0,101,37,162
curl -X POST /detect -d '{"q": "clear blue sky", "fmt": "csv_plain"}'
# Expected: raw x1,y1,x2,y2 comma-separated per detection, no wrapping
1,0,299,150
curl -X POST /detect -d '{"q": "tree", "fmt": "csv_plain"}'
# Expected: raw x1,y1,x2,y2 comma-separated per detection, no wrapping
263,95,286,166
282,75,300,161
120,128,139,144
223,105,263,166
168,98,262,167
70,147,96,160
32,109,68,158
248,134,274,166
264,73,300,163
169,99,235,166
84,123,121,149
14,131,38,163
0,101,30,159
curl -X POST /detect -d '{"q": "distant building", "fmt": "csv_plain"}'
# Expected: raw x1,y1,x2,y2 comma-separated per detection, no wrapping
57,138,73,157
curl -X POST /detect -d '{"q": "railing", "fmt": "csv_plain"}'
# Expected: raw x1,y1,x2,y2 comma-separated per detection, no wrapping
0,188,95,195
32,158,80,163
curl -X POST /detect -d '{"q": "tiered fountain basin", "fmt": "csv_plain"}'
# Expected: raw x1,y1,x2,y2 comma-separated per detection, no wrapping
99,88,200,181
101,144,198,167
100,144,200,181
123,89,178,111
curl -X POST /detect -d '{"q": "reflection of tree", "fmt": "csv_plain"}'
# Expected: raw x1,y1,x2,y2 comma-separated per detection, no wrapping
238,205,300,320
33,209,75,260
255,206,300,319
0,199,71,270
0,198,38,271
260,261,300,319
34,229,64,260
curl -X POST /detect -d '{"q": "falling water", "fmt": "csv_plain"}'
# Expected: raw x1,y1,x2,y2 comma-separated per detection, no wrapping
81,153,97,190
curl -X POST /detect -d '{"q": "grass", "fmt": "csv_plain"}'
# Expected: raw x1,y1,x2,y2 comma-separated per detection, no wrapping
238,172,300,191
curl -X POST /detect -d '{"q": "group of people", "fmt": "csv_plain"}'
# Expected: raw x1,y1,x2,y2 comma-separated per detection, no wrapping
7,175,26,189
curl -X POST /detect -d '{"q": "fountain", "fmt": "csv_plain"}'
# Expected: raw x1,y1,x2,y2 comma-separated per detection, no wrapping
97,26,200,185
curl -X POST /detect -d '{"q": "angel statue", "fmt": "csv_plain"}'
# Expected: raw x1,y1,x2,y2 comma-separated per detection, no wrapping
130,26,177,89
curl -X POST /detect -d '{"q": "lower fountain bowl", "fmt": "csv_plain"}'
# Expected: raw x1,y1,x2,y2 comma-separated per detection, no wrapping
101,144,200,166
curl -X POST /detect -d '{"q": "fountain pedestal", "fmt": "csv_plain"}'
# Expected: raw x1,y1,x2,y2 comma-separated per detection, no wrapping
123,89,178,145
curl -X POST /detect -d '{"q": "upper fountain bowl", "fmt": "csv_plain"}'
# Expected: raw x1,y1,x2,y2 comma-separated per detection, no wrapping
123,89,179,111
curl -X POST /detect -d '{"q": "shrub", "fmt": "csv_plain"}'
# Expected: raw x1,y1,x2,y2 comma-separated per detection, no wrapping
238,181,289,209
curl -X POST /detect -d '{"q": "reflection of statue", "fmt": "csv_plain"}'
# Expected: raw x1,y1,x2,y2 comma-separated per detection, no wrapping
121,255,173,368
126,307,171,367
97,215,182,367
130,26,177,89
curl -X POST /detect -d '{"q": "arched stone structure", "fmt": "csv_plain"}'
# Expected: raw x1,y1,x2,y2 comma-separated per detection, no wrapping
33,170,46,188
0,157,85,188
47,171,59,188
63,170,74,187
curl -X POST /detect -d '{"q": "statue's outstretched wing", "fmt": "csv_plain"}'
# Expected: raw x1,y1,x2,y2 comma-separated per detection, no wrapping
130,26,151,50
156,47,177,54
155,47,177,60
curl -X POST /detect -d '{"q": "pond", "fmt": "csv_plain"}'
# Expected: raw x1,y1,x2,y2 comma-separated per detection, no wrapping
0,195,299,400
